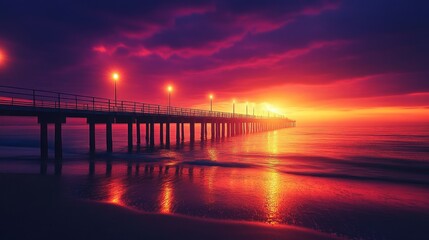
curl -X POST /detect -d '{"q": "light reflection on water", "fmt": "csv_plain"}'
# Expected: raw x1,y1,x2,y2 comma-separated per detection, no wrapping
265,170,281,224
57,158,429,240
159,175,174,214
108,177,124,206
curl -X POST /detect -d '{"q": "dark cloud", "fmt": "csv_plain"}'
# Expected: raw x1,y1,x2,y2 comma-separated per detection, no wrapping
0,0,428,108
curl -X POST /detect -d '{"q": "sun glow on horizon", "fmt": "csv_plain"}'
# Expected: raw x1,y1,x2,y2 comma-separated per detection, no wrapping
264,103,283,115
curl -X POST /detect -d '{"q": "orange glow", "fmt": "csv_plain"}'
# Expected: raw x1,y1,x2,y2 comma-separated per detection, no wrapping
209,94,213,99
0,50,5,66
282,106,429,126
160,180,174,214
265,170,281,224
112,72,120,81
265,103,282,115
167,85,173,92
108,178,125,206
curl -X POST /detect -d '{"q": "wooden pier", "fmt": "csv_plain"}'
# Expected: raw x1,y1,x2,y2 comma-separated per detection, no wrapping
0,86,296,174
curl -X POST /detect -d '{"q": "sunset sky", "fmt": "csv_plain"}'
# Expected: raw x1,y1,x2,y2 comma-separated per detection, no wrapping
0,1,428,124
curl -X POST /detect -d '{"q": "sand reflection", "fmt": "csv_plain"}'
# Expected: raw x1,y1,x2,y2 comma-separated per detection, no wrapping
160,178,174,214
264,169,281,224
108,178,125,206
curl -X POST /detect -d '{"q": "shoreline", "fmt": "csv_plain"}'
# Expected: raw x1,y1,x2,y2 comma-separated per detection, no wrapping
0,173,343,240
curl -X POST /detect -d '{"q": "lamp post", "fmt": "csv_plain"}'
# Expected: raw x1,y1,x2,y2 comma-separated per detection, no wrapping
167,85,173,114
232,99,236,117
209,94,213,112
112,72,120,106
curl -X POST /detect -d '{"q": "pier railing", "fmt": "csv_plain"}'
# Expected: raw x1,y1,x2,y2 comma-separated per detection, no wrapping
0,86,286,119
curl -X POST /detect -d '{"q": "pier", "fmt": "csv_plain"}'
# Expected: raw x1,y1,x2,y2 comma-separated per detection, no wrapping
0,86,296,174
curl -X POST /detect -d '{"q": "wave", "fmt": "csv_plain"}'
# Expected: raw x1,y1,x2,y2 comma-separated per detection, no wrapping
280,170,429,185
182,159,256,168
232,153,429,185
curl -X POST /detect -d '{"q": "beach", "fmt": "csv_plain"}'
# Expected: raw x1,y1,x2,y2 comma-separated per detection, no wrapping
0,173,341,240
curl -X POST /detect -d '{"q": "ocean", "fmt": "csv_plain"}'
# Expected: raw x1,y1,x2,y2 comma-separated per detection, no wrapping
0,122,428,240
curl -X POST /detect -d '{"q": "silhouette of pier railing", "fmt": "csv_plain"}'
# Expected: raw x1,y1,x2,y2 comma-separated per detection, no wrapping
0,85,296,175
0,86,282,118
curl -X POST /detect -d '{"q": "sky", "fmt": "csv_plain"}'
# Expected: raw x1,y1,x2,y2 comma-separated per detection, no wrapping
0,0,428,125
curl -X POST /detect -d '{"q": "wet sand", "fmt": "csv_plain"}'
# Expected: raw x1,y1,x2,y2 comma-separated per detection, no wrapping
0,173,343,240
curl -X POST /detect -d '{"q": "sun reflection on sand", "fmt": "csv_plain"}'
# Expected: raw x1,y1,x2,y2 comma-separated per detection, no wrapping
264,170,281,224
108,178,125,206
204,166,218,204
160,179,174,214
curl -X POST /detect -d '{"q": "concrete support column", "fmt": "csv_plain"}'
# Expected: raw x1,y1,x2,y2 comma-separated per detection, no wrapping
128,121,133,152
176,122,180,144
40,122,48,174
40,122,48,160
54,121,62,174
190,122,195,143
221,122,225,138
136,120,141,145
216,122,220,139
145,122,149,146
181,122,185,142
106,122,113,152
166,122,170,148
160,122,164,146
150,121,155,148
200,122,205,141
89,122,95,153
204,122,208,140
211,122,215,140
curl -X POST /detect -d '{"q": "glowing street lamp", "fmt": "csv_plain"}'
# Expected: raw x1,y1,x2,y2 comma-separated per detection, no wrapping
112,72,120,106
209,94,213,111
0,51,4,65
0,50,7,68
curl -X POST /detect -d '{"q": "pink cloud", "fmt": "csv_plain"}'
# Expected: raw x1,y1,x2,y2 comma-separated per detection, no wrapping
92,45,107,53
